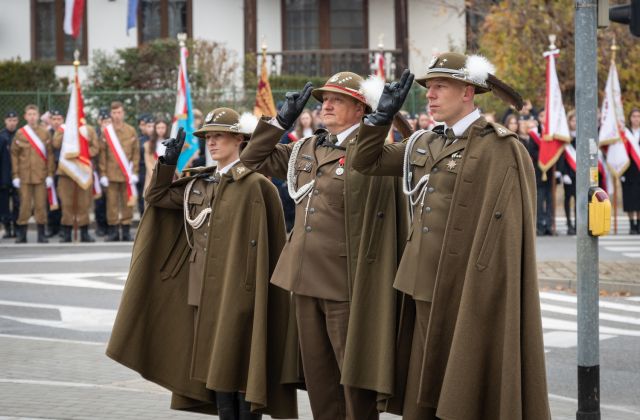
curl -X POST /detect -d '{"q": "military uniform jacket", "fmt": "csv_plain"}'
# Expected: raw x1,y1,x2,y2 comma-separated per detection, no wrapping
241,119,409,404
52,126,101,177
10,125,54,184
0,128,15,187
107,161,298,418
354,118,550,419
98,123,139,182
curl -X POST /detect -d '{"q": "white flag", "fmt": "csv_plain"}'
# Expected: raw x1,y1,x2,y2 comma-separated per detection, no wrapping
599,62,630,178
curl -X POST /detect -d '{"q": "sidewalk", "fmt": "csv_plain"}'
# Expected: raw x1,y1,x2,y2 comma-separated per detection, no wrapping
538,260,640,295
1,335,638,420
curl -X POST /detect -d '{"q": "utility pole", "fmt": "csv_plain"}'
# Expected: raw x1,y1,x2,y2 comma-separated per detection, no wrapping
575,1,601,419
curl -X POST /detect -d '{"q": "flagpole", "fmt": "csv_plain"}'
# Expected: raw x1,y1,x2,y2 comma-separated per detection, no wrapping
72,49,80,242
611,37,620,235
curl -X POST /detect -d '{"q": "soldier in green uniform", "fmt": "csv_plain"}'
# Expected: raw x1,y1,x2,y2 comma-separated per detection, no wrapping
241,73,408,420
353,53,551,419
108,109,297,420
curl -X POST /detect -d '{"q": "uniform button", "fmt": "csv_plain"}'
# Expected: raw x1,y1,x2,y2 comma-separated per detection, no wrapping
305,225,312,232
377,211,384,218
494,211,502,219
313,189,320,196
309,207,316,214
203,247,207,252
432,167,439,173
422,226,430,233
425,206,432,213
204,232,207,237
250,240,257,247
427,186,435,193
317,171,322,177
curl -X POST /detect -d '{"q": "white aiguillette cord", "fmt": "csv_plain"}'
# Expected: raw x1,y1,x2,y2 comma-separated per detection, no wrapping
287,136,317,226
183,178,212,249
403,129,431,217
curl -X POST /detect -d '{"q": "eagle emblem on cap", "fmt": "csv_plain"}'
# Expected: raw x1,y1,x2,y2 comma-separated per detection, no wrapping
205,111,214,123
428,56,439,69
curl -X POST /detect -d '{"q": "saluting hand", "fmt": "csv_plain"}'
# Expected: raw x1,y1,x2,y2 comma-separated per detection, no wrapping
366,69,415,126
276,82,313,130
161,128,186,166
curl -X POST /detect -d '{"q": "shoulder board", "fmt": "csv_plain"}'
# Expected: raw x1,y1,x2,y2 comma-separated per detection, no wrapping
480,122,516,139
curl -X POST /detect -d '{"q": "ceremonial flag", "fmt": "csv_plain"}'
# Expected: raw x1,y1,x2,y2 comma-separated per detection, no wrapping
170,39,196,172
373,51,385,81
254,51,276,117
599,61,631,178
127,0,138,35
63,0,85,39
539,48,570,178
59,70,93,190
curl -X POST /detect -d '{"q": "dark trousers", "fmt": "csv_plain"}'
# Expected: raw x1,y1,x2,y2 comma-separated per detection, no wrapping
564,183,576,226
403,300,439,420
294,294,378,420
0,187,19,224
94,194,107,230
47,175,61,231
536,183,553,233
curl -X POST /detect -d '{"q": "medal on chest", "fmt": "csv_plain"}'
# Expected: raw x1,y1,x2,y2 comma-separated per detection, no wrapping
335,157,345,176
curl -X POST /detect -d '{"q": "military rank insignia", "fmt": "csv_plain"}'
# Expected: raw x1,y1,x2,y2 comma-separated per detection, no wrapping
336,157,345,176
446,160,457,171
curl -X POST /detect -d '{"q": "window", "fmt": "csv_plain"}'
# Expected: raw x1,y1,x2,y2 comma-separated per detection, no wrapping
283,0,367,51
31,0,88,64
139,0,192,45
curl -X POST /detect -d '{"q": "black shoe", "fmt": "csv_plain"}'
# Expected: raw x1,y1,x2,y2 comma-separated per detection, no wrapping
45,226,60,238
60,225,72,243
238,392,261,420
80,225,95,243
633,220,640,235
120,225,133,242
37,224,49,243
95,225,106,237
630,220,638,235
216,392,239,420
2,222,13,239
105,225,119,242
15,225,27,244
567,222,576,236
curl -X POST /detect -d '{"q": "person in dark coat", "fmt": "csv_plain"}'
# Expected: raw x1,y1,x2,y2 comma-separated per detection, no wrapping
93,109,111,237
623,108,640,234
0,110,19,238
558,110,577,235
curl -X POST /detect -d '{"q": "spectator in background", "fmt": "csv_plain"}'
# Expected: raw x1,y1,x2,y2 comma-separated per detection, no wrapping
46,109,64,238
622,108,640,234
136,115,155,217
143,119,168,194
289,109,316,142
505,113,519,133
0,110,19,239
190,108,208,168
94,109,111,237
311,104,324,129
417,112,431,130
558,110,577,235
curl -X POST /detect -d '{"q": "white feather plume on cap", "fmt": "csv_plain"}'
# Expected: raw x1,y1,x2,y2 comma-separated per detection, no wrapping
238,112,259,135
359,75,385,111
465,55,496,86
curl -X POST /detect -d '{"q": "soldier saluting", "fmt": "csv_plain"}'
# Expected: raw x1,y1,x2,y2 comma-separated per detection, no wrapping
11,104,55,243
241,73,407,420
353,54,551,419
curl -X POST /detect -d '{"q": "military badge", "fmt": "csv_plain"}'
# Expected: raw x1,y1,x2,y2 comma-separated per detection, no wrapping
416,148,427,155
451,151,463,160
428,56,439,69
235,166,246,175
336,157,345,176
446,160,457,171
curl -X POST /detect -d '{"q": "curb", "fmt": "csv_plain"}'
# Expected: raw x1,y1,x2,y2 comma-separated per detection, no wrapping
539,277,640,295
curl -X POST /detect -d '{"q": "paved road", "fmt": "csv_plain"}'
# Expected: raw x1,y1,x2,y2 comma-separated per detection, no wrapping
0,241,638,419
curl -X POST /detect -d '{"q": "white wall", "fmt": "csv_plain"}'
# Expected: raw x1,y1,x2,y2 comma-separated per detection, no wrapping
0,0,31,61
408,0,466,76
257,0,282,52
368,0,395,50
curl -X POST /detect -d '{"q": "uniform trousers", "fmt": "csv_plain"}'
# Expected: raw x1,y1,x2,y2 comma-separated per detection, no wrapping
403,300,439,420
106,181,134,225
294,294,378,420
58,176,93,226
17,183,47,225
0,187,19,223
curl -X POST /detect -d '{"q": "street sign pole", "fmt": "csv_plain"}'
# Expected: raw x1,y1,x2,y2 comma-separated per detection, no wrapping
575,1,601,419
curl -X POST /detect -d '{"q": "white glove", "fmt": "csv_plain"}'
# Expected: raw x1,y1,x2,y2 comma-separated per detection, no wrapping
45,176,54,188
562,174,572,185
12,178,20,189
554,171,562,179
130,174,139,185
100,176,109,187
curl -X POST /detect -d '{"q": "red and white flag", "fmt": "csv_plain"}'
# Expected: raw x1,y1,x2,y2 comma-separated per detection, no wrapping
59,72,93,190
539,48,570,177
599,61,632,178
373,51,385,81
63,0,85,39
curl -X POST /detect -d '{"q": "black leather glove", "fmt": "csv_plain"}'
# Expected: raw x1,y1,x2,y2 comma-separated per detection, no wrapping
276,82,313,130
366,69,415,126
161,128,186,166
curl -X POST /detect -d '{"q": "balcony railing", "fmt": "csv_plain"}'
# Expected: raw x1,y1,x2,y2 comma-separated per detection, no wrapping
260,48,403,79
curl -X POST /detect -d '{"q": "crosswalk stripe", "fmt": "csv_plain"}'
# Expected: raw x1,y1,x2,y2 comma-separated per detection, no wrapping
540,303,640,325
542,317,640,337
540,292,640,313
602,246,640,252
623,253,640,258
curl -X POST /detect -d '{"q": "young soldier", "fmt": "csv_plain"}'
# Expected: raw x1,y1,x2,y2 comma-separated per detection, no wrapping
0,110,19,238
107,109,297,420
93,109,111,236
98,101,139,241
46,109,64,238
241,73,407,420
11,105,55,243
352,54,550,419
52,123,100,242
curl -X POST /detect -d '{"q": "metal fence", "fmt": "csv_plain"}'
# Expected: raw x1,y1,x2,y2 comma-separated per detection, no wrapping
0,87,428,126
